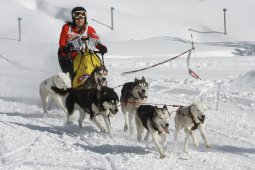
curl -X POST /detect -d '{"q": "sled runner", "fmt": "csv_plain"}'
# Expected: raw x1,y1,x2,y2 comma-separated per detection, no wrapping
70,36,104,88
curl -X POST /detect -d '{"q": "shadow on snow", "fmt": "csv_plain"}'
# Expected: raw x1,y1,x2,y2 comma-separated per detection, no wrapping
74,143,150,155
213,144,255,154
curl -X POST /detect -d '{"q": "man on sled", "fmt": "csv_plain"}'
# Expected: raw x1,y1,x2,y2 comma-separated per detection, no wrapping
58,6,107,88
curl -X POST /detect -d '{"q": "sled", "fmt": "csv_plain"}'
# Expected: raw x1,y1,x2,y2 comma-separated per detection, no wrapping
70,36,104,88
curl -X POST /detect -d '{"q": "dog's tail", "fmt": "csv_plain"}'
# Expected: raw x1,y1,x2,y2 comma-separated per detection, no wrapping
51,86,71,96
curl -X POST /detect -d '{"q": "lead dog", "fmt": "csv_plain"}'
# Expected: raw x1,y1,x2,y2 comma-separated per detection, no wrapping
120,76,148,134
51,86,119,137
135,105,170,158
82,66,108,89
39,72,71,114
174,100,210,153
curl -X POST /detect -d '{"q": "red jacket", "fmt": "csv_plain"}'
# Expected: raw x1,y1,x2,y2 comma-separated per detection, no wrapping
59,23,99,59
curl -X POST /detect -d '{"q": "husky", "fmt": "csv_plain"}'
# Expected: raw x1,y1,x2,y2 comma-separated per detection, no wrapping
120,76,148,134
174,100,211,153
82,66,108,89
51,86,119,137
39,72,71,114
135,105,170,158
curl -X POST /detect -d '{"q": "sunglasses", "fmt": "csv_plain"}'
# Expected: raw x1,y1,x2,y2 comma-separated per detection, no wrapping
73,11,86,19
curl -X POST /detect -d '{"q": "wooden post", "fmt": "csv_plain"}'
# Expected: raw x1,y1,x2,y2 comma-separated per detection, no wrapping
111,7,114,30
223,8,227,35
18,17,22,41
215,82,222,110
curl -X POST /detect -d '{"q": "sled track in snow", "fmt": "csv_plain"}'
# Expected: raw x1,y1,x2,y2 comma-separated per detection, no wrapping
0,54,31,70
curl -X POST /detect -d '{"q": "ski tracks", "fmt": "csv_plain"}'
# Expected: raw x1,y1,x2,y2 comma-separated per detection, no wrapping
0,54,31,70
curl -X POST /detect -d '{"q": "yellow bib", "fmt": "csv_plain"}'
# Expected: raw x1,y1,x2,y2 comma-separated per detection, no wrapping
72,51,102,88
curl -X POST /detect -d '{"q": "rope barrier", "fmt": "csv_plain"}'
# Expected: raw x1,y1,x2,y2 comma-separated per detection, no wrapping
113,84,124,89
121,47,194,75
118,101,183,108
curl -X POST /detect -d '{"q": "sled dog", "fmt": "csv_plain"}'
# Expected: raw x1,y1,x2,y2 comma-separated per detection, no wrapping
120,76,148,134
39,72,71,114
135,105,170,158
51,86,119,137
82,66,108,89
174,100,210,153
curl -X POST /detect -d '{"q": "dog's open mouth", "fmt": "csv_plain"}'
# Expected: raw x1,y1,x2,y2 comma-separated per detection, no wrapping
97,78,105,87
163,127,170,133
198,116,205,123
161,124,170,133
109,108,117,116
138,91,147,99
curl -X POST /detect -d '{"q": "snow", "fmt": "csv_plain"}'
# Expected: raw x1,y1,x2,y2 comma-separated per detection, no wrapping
0,0,254,169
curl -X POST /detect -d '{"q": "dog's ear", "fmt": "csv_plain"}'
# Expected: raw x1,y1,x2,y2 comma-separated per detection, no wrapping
102,66,108,74
154,105,159,111
154,106,161,116
193,98,199,105
198,97,204,103
191,102,196,107
103,68,108,75
200,97,207,105
135,77,138,82
141,76,145,81
57,72,61,78
163,105,168,111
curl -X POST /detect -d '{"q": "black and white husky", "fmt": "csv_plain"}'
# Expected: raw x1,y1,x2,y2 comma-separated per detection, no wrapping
51,86,119,137
39,72,71,114
174,100,210,153
135,105,170,158
82,66,108,89
120,76,148,134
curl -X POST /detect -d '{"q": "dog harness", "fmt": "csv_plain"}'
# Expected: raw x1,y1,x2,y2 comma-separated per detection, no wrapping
151,121,165,134
177,106,204,130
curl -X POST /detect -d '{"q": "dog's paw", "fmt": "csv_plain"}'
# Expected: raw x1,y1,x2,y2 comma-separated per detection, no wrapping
124,125,128,132
160,154,166,159
78,121,83,128
100,128,107,133
183,149,189,154
137,135,142,141
144,136,150,141
206,143,211,148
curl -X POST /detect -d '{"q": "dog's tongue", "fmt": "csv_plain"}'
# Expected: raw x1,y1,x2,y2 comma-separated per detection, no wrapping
139,92,146,98
98,79,101,85
98,79,103,86
164,128,170,134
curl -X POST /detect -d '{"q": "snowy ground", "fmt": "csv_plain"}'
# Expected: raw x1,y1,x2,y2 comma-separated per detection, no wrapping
0,0,255,170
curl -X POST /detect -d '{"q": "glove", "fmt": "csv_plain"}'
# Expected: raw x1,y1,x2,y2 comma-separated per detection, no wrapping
97,43,107,54
62,43,74,53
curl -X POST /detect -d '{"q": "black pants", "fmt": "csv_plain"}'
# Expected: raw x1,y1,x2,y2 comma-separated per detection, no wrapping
58,48,74,80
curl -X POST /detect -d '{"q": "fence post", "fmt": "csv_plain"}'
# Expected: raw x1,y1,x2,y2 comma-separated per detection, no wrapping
215,81,222,110
18,17,22,41
223,8,227,35
111,7,114,30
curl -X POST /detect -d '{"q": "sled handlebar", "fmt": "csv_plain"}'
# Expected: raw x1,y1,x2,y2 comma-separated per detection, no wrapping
81,37,90,42
94,51,105,54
